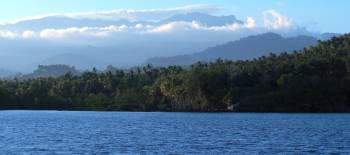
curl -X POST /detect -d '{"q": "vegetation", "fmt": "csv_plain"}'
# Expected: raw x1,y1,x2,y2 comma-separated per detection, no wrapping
18,64,80,79
0,34,350,112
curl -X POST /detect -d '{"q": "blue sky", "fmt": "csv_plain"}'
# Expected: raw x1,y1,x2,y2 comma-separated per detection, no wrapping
0,0,349,33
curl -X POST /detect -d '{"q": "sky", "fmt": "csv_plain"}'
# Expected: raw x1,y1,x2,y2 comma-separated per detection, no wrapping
0,0,349,33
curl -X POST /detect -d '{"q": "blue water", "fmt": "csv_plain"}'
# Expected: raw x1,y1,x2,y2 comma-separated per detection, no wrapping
0,111,350,154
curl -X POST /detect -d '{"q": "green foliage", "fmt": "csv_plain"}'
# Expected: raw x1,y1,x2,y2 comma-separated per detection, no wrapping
1,34,350,112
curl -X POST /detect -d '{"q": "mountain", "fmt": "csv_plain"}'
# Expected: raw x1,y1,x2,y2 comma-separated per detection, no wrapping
197,33,318,60
39,53,107,70
159,12,243,26
0,13,251,72
18,64,80,79
147,33,319,66
0,68,16,78
1,12,242,31
0,15,152,31
320,33,341,40
0,12,335,72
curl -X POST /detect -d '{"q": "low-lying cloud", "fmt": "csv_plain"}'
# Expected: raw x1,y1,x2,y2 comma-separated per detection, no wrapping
0,5,305,42
0,30,17,38
0,5,326,73
10,4,219,24
1,20,257,40
39,25,129,39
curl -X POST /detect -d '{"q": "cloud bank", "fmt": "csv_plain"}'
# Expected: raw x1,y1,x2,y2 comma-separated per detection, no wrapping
9,4,219,24
0,5,327,72
0,30,17,38
0,5,318,45
0,8,298,40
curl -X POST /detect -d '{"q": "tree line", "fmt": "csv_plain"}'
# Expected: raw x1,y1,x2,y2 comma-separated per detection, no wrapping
0,34,350,112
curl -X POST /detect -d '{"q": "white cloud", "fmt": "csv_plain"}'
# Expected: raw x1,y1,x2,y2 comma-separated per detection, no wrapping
147,22,190,33
206,23,242,31
38,25,130,39
148,21,214,33
263,9,292,29
245,17,256,29
40,27,85,39
9,4,219,24
0,7,309,41
0,30,17,38
22,30,36,38
135,24,144,29
74,4,219,21
0,20,256,39
148,21,249,33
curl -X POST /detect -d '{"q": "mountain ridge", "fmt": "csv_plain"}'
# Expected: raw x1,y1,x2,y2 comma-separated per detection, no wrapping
159,12,243,26
147,32,319,66
0,12,243,31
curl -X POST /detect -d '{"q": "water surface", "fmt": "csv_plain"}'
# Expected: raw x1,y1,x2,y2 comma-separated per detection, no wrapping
0,111,349,154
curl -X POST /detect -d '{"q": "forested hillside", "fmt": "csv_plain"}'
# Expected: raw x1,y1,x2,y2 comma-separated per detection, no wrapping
0,34,350,112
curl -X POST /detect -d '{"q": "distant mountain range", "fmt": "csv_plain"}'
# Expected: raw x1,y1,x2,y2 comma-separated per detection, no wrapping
1,16,127,31
0,69,17,78
0,13,242,31
0,12,341,73
159,13,243,26
16,64,81,79
320,33,342,40
146,33,319,66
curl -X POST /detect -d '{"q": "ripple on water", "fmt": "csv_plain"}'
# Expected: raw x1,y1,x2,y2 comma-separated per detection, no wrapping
0,111,350,154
